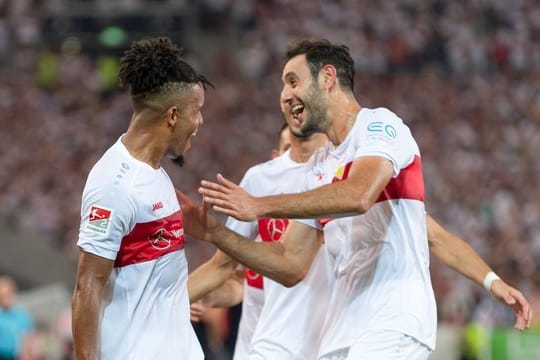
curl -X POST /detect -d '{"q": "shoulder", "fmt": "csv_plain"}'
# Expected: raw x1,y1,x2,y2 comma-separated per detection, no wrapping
241,152,292,182
354,107,413,142
358,107,405,131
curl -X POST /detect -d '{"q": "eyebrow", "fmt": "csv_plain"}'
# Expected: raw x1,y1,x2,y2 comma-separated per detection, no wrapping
282,72,297,83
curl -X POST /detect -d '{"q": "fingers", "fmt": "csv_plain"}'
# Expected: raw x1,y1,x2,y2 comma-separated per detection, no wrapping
217,173,236,188
510,290,532,330
199,187,229,203
210,205,238,217
200,180,229,194
175,189,194,207
492,281,532,331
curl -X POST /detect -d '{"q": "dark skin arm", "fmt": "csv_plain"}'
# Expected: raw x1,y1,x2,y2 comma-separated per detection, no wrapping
72,251,113,360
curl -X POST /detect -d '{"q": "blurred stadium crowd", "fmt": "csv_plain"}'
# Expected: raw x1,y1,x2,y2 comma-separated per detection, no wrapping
1,0,540,359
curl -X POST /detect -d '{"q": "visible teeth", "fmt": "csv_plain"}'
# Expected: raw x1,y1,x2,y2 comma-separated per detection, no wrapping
292,104,303,115
291,104,304,119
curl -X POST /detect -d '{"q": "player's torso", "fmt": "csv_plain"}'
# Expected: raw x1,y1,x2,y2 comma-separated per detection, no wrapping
304,109,436,354
84,140,202,359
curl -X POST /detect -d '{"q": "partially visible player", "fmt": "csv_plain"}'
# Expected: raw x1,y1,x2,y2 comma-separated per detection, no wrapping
187,122,328,359
188,124,293,305
72,37,212,360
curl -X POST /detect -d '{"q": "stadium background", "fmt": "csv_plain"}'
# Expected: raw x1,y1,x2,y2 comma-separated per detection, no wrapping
1,0,539,359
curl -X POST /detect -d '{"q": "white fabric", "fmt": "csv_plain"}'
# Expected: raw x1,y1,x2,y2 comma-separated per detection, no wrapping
232,284,264,360
299,108,437,357
228,150,332,359
319,330,431,360
78,136,203,360
249,232,332,360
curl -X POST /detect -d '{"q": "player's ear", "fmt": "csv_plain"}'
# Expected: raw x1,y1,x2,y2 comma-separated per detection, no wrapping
271,149,279,159
319,64,337,90
165,106,178,127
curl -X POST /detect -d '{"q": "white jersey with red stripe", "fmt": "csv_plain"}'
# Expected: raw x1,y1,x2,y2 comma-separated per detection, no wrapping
226,150,332,359
299,107,437,357
77,136,203,360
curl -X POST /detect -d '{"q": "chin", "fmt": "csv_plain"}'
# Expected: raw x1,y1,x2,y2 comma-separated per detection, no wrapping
169,154,185,167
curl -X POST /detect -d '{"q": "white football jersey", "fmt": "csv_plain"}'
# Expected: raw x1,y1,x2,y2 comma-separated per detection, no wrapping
227,149,333,359
78,136,203,360
299,108,437,357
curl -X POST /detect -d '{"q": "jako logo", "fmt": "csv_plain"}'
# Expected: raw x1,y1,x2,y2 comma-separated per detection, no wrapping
152,202,163,211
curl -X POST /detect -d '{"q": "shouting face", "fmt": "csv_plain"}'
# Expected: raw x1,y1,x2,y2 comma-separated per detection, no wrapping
280,54,330,138
167,83,205,159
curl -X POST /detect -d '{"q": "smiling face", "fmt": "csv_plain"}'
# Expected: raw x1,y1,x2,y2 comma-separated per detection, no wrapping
280,54,330,138
167,83,205,159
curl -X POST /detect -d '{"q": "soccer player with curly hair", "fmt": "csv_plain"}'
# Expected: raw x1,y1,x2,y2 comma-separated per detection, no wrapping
72,37,212,360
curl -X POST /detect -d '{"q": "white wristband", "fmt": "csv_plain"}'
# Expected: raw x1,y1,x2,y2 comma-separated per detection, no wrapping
483,271,501,291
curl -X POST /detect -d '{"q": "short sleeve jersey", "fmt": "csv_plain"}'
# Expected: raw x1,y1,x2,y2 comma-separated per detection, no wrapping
299,108,437,356
77,136,203,360
227,149,332,359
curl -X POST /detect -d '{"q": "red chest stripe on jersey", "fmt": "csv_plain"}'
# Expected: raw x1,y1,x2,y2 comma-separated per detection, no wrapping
376,155,424,203
114,210,185,268
243,218,291,289
320,155,424,227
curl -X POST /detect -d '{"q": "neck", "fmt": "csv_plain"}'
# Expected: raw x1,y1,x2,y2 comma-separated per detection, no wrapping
289,133,328,163
122,112,167,169
325,95,361,146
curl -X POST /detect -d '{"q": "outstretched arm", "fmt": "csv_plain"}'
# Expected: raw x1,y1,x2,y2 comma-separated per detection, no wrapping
427,215,532,330
177,190,322,287
199,156,394,221
188,250,238,304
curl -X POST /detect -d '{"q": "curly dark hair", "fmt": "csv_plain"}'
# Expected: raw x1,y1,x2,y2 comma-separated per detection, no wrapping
285,38,355,92
118,37,213,99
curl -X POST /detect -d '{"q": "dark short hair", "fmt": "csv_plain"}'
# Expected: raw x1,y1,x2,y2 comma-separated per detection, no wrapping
285,39,355,92
118,37,213,104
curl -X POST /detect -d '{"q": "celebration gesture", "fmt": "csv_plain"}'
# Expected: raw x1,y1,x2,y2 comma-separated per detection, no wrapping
176,189,221,242
199,174,261,221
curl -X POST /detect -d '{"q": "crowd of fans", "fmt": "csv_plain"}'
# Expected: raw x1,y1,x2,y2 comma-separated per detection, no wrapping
1,0,540,358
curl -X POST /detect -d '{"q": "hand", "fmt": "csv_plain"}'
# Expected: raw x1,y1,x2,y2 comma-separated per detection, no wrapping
175,189,221,242
199,173,260,221
490,279,533,330
190,301,207,322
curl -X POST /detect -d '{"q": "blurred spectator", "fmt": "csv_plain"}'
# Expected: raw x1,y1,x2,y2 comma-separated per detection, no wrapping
0,276,35,360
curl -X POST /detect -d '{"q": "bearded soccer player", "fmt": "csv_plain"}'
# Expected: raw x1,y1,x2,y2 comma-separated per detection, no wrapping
72,37,212,360
192,39,532,359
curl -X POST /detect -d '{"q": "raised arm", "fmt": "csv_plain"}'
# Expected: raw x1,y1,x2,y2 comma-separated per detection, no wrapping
72,251,113,360
427,215,532,330
199,156,394,221
188,250,238,303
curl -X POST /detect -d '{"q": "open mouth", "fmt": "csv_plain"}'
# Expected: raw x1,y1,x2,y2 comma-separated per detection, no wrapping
291,104,304,120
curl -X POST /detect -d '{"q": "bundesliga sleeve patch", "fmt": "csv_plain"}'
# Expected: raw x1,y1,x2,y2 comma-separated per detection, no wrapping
86,205,113,235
